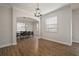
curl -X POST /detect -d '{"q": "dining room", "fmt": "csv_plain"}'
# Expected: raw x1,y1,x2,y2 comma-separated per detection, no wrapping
16,17,39,42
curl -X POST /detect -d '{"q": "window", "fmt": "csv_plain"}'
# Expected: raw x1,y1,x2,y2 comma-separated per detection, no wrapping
25,23,32,31
45,16,57,32
17,22,25,32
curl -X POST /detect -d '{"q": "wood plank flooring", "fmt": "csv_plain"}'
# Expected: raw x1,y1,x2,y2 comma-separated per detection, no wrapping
0,38,78,56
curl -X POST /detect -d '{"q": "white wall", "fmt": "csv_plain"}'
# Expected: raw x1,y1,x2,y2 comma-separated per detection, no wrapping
40,5,72,46
72,9,79,43
0,5,12,47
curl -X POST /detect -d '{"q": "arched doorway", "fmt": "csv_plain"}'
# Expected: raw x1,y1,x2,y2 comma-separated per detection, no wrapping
16,17,40,41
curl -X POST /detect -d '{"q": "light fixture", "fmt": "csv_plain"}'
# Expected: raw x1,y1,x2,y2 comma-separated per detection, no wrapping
34,3,42,17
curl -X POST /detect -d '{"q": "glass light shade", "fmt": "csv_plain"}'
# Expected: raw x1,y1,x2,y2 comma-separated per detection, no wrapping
34,7,42,17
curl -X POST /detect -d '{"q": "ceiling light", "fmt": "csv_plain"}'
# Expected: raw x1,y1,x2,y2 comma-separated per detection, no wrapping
34,3,42,17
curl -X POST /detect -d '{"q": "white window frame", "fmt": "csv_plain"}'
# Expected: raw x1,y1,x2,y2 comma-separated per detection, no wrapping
45,16,57,32
17,22,26,32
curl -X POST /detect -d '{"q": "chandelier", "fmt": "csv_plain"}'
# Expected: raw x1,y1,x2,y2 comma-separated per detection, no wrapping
34,3,42,17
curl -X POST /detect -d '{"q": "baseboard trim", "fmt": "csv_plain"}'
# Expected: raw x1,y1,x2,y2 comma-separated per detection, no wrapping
12,42,17,45
0,42,17,48
41,36,72,46
72,41,79,43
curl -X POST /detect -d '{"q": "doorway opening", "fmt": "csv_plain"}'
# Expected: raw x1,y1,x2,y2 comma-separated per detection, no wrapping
16,17,39,42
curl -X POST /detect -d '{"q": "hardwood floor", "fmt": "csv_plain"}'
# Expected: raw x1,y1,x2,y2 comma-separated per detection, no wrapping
0,37,78,56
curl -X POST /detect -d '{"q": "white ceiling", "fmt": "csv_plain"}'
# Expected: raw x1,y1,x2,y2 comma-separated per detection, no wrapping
5,3,69,15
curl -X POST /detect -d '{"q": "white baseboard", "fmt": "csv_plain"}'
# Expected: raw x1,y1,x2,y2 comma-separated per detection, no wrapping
41,36,72,46
0,42,17,48
12,42,17,45
72,40,79,43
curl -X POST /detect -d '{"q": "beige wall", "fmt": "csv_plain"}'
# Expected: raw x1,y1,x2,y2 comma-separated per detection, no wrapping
40,5,72,46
